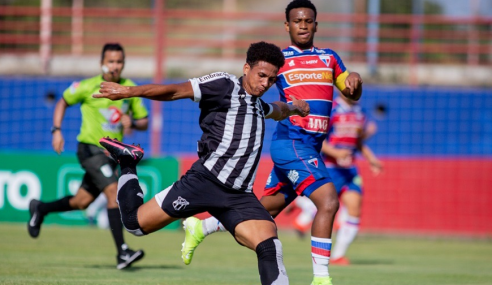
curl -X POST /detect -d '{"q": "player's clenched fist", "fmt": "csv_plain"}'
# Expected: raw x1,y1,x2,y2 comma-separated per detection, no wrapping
290,95,310,117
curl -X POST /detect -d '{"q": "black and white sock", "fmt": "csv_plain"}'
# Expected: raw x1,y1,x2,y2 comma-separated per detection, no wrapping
256,237,289,285
116,173,146,236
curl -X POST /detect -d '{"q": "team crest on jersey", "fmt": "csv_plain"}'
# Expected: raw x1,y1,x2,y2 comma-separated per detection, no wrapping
172,196,190,211
308,158,319,168
69,81,80,94
287,170,299,184
320,55,331,67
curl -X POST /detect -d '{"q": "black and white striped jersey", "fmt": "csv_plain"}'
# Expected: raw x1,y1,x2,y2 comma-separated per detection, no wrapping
189,72,273,193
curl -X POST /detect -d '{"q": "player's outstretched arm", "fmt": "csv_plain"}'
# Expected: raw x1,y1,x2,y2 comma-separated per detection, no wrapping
341,72,363,101
93,81,194,101
267,95,310,121
361,144,383,175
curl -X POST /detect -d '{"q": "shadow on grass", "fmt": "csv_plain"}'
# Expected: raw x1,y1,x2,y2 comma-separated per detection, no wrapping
85,264,183,271
348,259,394,265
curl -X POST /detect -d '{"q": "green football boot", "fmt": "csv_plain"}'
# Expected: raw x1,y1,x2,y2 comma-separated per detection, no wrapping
181,216,205,265
311,276,333,285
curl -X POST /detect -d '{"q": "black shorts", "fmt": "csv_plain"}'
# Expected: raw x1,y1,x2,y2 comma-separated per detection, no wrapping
77,142,117,198
155,161,274,236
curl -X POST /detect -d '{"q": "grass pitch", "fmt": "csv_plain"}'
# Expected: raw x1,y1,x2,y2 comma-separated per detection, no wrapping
1,223,491,285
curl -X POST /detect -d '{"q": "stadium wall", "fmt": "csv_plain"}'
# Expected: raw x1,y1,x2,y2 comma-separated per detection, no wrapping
1,76,491,236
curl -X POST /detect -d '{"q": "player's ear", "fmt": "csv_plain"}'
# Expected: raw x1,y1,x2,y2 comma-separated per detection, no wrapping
243,63,250,76
314,21,318,33
284,21,290,33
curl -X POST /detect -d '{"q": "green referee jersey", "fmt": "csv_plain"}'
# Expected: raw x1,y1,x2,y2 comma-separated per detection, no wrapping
63,75,148,147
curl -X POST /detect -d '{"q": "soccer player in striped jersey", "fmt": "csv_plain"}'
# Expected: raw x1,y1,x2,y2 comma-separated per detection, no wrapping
182,1,362,284
94,41,310,285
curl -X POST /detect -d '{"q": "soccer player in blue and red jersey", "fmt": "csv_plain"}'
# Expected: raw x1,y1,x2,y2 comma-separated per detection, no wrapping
291,93,383,266
182,1,362,284
322,94,383,266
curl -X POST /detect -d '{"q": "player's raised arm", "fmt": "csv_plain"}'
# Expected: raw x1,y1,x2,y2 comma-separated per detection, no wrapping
93,81,194,101
266,95,310,121
341,72,363,101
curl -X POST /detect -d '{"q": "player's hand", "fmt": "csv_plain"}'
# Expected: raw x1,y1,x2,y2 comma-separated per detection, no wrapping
369,159,383,176
290,95,310,117
121,114,133,135
52,131,64,155
93,82,130,100
120,114,132,129
343,72,363,100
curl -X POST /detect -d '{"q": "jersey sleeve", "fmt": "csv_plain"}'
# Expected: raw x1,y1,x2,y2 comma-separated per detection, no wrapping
129,97,149,119
189,72,232,104
330,50,349,92
62,81,86,105
335,71,349,92
259,99,273,117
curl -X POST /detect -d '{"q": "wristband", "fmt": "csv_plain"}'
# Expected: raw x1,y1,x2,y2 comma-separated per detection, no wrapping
51,126,61,134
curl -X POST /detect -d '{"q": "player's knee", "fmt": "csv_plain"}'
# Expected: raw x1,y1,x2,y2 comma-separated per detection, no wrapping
73,198,92,210
120,208,146,237
317,198,339,215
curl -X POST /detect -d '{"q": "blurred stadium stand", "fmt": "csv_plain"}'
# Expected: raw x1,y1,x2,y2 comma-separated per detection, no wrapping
0,0,491,236
0,0,491,85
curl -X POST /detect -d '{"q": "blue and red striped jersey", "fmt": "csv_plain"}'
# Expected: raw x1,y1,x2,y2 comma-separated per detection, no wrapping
272,45,348,152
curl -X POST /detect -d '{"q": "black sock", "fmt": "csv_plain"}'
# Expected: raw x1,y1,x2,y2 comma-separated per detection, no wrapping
107,207,126,254
120,166,136,175
119,159,137,176
256,237,289,285
38,196,74,216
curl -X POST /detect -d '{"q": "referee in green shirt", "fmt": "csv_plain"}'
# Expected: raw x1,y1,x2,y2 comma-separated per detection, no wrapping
27,43,149,270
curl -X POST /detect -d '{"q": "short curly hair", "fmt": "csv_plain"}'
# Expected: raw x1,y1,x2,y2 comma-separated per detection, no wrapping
246,41,285,70
285,0,317,22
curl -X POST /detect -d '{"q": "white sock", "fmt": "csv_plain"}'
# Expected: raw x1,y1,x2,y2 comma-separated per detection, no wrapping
202,216,226,236
311,236,331,277
337,204,348,225
332,215,360,259
295,196,317,227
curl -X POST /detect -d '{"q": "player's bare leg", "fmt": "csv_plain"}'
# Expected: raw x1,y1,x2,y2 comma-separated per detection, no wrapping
259,192,288,218
69,188,96,209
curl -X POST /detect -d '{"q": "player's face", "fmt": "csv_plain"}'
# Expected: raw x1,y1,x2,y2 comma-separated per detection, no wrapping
242,61,278,97
101,50,125,83
285,8,317,49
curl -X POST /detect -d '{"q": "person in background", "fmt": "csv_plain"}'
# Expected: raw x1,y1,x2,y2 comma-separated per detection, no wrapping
27,43,149,270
